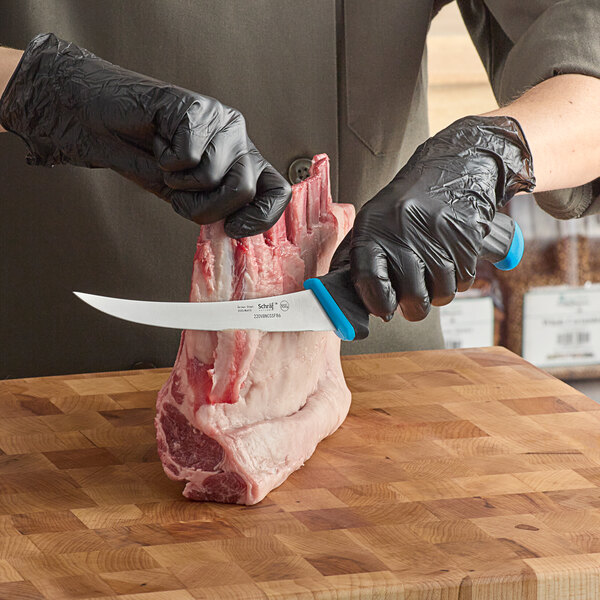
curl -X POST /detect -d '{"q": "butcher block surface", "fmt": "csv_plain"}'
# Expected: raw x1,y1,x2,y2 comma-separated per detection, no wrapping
1,347,600,600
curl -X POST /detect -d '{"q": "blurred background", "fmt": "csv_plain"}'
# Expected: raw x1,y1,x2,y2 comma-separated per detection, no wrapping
429,3,600,401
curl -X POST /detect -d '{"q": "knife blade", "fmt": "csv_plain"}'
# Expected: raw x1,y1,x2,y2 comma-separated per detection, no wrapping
74,287,335,335
74,213,523,341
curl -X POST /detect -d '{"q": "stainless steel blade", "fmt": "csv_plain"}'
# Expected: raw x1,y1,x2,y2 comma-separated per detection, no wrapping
73,290,335,333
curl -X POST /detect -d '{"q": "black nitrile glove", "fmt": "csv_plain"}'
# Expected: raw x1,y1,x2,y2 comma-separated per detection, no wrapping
339,115,535,322
0,33,290,237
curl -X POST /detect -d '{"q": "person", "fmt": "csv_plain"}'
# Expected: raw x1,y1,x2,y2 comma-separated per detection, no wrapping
1,1,598,378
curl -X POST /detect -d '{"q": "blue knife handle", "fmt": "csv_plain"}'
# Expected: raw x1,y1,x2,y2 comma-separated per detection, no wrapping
304,270,366,341
305,214,523,341
479,212,524,271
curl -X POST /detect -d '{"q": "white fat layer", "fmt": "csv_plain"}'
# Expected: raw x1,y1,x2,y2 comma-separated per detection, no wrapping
156,155,356,505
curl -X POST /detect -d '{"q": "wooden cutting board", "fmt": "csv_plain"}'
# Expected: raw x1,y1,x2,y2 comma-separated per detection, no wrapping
1,347,599,600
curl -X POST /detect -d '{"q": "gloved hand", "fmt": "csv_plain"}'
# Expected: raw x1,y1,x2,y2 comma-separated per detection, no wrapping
0,33,290,237
339,115,535,322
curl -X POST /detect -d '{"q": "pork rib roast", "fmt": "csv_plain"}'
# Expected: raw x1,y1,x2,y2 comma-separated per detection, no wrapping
155,155,355,505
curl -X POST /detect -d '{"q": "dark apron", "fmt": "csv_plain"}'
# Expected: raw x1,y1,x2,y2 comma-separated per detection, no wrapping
0,0,443,378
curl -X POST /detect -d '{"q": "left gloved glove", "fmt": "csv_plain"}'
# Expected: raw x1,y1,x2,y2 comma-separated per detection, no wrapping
344,115,535,322
0,33,290,236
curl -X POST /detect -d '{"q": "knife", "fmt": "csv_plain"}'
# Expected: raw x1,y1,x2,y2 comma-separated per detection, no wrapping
74,213,523,342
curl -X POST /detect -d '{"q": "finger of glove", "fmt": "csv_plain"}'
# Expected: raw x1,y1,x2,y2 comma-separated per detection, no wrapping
224,158,292,238
153,118,204,172
162,122,248,191
330,231,352,271
154,101,222,172
394,251,432,322
425,255,457,307
169,152,257,224
444,213,482,292
350,241,397,320
455,250,477,292
457,273,476,292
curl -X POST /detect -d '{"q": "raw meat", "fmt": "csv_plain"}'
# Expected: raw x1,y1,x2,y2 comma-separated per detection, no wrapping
155,154,355,504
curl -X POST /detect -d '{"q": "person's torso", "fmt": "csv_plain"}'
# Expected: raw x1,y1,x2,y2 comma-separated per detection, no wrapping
0,0,443,377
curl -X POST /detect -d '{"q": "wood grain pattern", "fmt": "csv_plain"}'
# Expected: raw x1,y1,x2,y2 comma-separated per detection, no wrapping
0,346,599,599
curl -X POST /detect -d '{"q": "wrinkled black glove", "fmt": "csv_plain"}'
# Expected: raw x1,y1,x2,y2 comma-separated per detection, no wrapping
0,33,290,237
334,115,535,322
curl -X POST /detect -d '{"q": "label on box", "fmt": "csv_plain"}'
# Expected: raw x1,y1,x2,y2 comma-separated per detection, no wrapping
440,297,494,349
522,285,600,368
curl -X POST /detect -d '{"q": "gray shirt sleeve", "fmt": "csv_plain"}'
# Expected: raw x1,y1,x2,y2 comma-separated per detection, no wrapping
457,0,600,218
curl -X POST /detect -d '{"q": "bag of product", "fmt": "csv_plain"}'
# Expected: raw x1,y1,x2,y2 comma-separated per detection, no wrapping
493,195,600,379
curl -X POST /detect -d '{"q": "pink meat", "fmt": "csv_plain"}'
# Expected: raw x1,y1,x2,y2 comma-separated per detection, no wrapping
155,155,354,504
